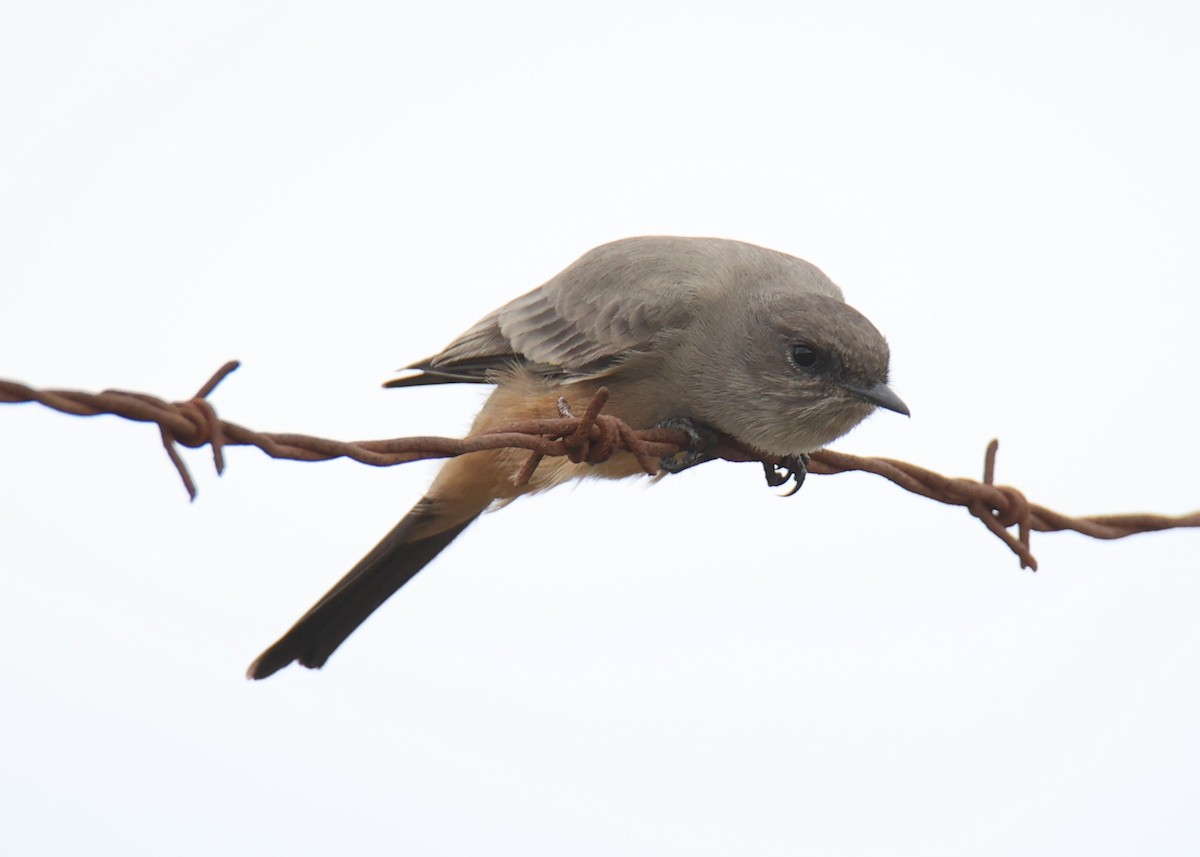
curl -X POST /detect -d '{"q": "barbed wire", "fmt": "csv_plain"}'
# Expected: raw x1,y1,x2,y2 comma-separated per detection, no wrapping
2,361,1196,571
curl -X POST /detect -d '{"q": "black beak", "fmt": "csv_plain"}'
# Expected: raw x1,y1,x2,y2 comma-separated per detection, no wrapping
845,381,910,417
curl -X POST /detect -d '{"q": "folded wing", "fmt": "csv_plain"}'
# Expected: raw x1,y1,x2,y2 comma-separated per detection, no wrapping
387,236,715,387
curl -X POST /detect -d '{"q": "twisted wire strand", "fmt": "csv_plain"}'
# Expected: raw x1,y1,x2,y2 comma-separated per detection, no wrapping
3,362,1196,570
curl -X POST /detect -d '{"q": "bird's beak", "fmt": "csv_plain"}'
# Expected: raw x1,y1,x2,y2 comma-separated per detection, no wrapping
845,381,910,417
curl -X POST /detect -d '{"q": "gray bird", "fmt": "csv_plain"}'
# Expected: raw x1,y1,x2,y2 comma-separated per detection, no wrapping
248,236,908,679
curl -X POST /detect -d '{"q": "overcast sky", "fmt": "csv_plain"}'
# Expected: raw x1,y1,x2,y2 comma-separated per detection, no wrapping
3,2,1199,855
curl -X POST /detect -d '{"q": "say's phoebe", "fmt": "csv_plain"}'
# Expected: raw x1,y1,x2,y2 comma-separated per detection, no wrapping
248,236,908,679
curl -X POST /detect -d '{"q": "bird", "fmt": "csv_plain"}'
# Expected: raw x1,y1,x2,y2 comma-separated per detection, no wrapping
247,236,908,679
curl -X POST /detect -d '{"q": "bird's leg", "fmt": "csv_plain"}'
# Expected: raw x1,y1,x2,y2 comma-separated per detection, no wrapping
653,417,720,474
763,454,810,496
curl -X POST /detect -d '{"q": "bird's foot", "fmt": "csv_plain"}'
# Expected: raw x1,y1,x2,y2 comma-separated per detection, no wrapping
654,417,720,474
763,454,809,496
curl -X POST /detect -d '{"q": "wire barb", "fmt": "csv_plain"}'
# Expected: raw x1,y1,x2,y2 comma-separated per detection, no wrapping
2,363,1197,568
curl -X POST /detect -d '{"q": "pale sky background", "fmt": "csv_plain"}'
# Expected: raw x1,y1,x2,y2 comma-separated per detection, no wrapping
3,2,1199,855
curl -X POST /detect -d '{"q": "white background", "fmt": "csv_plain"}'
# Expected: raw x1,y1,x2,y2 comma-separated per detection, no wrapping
3,2,1198,854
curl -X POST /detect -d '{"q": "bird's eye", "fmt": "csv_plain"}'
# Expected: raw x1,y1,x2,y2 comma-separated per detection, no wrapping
791,344,818,368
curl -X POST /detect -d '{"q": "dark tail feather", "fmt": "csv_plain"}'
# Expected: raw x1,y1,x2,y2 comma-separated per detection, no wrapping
247,503,479,680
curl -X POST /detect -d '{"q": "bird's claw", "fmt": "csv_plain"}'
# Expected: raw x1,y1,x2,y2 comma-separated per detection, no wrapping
654,417,720,474
763,454,809,496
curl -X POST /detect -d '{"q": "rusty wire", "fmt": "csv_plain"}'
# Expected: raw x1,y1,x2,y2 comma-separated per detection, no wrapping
2,361,1196,571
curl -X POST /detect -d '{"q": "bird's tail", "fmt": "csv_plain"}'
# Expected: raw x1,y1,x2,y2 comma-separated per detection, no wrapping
246,381,599,680
246,495,482,680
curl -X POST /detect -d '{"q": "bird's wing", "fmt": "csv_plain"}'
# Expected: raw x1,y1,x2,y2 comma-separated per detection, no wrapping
389,237,716,387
